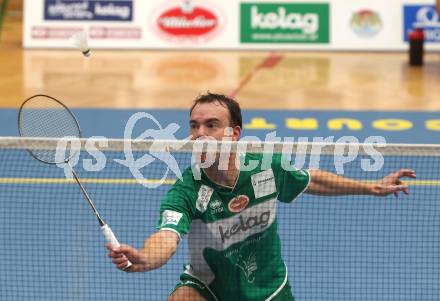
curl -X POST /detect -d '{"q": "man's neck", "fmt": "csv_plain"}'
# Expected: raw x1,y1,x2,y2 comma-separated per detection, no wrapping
204,154,239,188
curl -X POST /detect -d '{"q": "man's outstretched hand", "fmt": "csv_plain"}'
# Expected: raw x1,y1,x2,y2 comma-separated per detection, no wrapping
372,169,416,197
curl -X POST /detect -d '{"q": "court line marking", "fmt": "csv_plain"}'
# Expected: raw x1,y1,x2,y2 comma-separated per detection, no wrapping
229,52,284,98
0,177,176,185
0,178,438,186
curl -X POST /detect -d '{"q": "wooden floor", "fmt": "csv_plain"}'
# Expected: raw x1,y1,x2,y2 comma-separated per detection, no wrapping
1,13,440,110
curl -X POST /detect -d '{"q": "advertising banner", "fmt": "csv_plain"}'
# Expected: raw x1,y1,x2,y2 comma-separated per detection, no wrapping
43,0,133,21
23,0,440,51
331,1,402,50
148,0,227,46
240,3,330,44
403,5,440,43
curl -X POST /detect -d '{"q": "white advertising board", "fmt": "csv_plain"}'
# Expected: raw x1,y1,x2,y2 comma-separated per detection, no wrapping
23,0,440,51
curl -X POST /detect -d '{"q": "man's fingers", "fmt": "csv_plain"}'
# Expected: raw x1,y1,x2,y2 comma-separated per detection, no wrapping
106,244,138,270
107,244,132,255
107,243,122,257
112,256,128,265
386,169,415,182
107,244,132,264
118,260,131,270
391,184,409,196
382,170,416,189
108,251,125,258
396,169,416,179
395,184,407,191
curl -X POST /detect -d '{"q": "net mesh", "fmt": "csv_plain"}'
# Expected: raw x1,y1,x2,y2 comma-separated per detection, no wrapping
1,137,439,301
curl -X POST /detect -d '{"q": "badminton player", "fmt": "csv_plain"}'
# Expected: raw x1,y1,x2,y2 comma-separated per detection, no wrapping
107,93,415,301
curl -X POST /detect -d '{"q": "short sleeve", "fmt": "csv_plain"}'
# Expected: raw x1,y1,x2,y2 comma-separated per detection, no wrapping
156,175,197,239
272,155,310,203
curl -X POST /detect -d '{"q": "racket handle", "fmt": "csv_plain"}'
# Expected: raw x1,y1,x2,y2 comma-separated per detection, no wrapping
101,224,133,269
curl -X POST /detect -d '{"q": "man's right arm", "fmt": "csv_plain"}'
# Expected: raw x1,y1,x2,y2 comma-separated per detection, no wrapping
107,230,180,272
109,171,195,272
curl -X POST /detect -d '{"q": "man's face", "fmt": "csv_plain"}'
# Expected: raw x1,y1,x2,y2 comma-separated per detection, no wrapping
190,101,241,141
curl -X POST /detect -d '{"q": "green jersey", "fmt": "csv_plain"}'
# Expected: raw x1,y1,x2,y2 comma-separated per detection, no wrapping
157,153,310,301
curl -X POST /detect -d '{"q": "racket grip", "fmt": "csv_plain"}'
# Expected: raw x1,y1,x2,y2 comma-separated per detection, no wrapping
101,224,133,269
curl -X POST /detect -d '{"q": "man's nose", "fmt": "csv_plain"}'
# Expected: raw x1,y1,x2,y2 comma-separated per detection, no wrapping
193,125,207,138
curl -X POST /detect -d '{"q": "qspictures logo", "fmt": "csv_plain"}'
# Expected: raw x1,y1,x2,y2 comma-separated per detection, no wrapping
240,3,329,43
53,112,387,188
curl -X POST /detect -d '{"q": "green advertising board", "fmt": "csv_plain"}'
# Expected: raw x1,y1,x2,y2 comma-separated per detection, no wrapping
241,3,330,44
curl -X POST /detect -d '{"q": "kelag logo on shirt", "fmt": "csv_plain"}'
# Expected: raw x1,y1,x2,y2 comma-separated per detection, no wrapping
403,5,440,42
240,3,329,43
44,0,133,21
219,211,270,243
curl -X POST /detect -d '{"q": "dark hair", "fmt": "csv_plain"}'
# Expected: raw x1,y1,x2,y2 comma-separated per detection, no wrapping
190,93,242,128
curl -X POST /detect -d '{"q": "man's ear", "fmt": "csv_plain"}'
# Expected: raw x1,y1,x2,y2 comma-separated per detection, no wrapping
232,126,241,141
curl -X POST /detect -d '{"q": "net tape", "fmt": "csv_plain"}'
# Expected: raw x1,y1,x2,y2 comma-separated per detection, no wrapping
2,137,440,156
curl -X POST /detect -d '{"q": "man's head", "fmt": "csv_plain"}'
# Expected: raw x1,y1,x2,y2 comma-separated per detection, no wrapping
189,93,242,141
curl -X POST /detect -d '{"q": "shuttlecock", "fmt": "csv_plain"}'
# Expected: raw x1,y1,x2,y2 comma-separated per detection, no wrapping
69,31,91,57
181,0,194,14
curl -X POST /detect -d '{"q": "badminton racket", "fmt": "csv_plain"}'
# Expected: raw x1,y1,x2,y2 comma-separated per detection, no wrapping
18,94,132,269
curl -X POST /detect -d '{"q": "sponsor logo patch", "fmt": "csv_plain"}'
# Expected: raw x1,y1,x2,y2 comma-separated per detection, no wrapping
209,199,224,214
228,195,250,213
251,169,276,198
161,210,183,226
196,185,214,213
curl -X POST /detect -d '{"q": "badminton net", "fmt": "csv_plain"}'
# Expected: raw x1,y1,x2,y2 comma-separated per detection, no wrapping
0,137,439,301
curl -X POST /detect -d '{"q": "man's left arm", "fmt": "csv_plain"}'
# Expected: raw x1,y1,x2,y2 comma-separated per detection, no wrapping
306,169,416,197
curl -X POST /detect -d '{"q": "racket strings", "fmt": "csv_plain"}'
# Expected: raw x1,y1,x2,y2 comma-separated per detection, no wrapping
20,109,78,136
18,95,81,164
